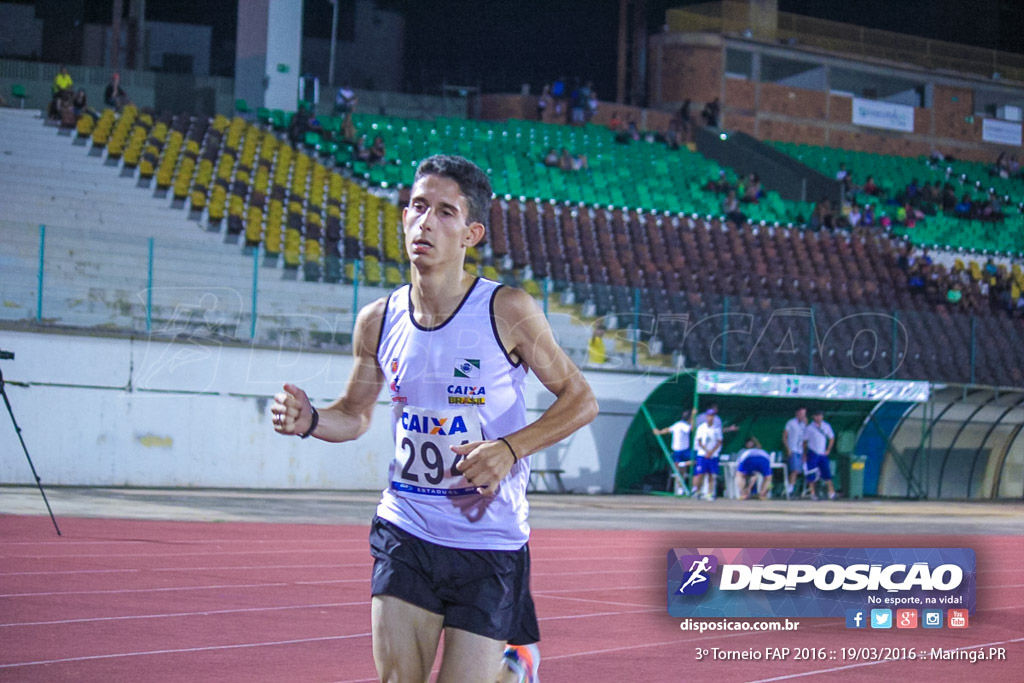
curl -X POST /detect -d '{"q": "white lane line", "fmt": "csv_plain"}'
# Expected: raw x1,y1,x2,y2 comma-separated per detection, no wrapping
0,565,635,578
0,601,369,628
0,633,373,669
0,563,369,576
749,636,1024,682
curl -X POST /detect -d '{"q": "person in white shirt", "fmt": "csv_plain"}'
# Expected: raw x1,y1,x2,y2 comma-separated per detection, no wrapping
653,408,696,493
803,408,837,500
782,407,807,498
692,410,723,501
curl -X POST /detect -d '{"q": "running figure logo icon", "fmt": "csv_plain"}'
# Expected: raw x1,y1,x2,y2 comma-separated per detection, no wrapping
677,555,718,595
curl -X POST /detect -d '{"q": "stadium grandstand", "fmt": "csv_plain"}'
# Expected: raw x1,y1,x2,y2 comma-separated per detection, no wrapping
2,0,1024,493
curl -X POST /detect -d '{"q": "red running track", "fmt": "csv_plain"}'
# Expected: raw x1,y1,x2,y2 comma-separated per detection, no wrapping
1,514,1022,682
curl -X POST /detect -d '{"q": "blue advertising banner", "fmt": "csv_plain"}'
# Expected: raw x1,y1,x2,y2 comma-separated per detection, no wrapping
668,548,976,619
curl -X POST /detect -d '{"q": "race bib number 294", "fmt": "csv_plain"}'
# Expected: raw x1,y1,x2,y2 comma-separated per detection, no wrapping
392,406,482,496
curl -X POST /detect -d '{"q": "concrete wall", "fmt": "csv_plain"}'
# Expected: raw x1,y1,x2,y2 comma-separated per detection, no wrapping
0,329,661,493
0,58,234,115
0,3,44,59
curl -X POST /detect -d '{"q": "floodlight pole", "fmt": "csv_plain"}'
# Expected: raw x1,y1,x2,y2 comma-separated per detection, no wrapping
328,0,339,91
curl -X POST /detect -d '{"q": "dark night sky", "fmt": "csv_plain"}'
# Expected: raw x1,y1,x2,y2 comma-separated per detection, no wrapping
47,1,1024,90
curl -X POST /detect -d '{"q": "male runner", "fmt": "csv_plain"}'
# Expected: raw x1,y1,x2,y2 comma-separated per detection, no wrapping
734,437,773,500
692,410,723,501
271,155,597,681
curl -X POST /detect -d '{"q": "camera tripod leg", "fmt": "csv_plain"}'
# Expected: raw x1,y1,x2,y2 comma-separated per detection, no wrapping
0,370,61,536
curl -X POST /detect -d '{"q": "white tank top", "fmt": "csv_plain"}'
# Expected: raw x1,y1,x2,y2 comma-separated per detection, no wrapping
375,277,531,550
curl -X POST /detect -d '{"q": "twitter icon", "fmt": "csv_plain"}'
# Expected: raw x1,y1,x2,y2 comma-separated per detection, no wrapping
871,609,892,629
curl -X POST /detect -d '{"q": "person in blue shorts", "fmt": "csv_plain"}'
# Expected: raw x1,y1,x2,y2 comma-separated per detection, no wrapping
803,408,837,500
735,436,773,500
653,407,696,494
781,407,807,498
692,410,723,501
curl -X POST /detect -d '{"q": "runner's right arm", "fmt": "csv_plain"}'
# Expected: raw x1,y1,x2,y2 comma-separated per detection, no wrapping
272,298,386,442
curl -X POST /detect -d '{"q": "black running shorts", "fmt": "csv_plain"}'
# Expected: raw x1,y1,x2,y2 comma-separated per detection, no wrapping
369,516,540,645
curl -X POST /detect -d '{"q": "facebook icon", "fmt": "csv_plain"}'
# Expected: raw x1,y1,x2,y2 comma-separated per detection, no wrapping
845,609,867,629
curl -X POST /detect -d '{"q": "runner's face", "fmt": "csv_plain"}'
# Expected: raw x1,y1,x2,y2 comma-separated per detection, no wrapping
403,175,479,267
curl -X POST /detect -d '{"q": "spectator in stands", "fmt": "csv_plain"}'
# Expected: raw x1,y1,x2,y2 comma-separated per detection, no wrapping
367,135,387,167
72,88,92,118
847,204,862,228
722,189,745,226
810,197,833,230
741,173,762,203
608,110,623,132
626,120,641,141
569,81,587,126
898,201,923,228
49,65,73,120
980,191,1004,221
288,106,312,147
52,65,73,97
585,81,599,122
896,244,912,272
701,98,720,127
558,148,588,172
835,162,848,183
333,85,358,142
907,264,926,294
905,178,921,204
542,148,560,168
862,175,881,197
946,281,963,309
353,135,371,162
861,203,875,228
679,99,693,141
941,183,958,212
551,76,567,122
954,193,973,218
536,84,552,122
664,120,682,150
705,170,731,194
56,91,76,129
104,72,131,111
588,323,607,364
334,86,357,116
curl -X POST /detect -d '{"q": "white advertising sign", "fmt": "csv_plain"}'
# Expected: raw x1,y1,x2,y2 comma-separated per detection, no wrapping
852,97,915,133
982,118,1022,146
697,370,930,402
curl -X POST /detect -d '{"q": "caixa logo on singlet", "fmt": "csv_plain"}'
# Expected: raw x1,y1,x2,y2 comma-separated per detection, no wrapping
400,409,470,436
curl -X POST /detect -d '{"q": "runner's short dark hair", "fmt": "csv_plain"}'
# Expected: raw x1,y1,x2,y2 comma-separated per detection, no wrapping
414,154,492,229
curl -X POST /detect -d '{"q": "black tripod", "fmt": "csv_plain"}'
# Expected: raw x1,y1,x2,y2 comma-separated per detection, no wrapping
0,353,61,536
